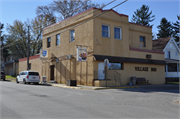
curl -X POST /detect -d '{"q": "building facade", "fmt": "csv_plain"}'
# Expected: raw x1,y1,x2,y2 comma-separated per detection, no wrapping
4,55,19,76
153,37,180,82
19,8,166,86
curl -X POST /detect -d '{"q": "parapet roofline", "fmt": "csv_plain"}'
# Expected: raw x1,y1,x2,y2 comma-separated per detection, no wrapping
43,7,152,30
19,55,40,62
43,7,129,30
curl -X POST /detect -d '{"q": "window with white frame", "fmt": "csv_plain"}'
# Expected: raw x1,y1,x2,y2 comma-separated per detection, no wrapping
70,30,75,42
166,51,171,59
102,25,110,38
167,63,177,72
114,27,122,39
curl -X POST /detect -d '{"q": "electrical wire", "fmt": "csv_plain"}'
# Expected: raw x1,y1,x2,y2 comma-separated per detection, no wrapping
1,0,127,50
42,0,127,40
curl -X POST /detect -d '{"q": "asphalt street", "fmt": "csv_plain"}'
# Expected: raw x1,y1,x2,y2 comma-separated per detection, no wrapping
0,81,179,119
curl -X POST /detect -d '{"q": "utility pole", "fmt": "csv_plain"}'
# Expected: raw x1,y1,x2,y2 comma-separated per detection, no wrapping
27,26,30,71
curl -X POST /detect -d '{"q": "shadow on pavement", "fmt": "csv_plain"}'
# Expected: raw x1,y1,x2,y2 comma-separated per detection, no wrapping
114,85,179,94
0,80,52,87
0,80,11,82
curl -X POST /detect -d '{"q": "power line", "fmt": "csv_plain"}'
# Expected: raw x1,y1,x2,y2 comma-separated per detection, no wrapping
42,0,128,40
1,0,127,50
32,0,96,30
1,0,116,49
43,0,116,32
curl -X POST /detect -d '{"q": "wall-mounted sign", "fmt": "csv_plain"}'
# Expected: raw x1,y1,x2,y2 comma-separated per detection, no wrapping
77,47,87,61
135,67,149,71
40,49,48,60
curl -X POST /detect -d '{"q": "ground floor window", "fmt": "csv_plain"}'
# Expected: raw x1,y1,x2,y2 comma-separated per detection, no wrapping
108,62,123,70
167,63,177,72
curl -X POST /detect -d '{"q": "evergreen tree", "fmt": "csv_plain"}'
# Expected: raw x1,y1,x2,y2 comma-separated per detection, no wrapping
172,15,180,42
157,17,173,39
131,5,155,27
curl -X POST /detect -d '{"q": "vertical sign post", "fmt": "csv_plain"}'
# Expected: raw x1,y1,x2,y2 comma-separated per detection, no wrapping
104,59,109,87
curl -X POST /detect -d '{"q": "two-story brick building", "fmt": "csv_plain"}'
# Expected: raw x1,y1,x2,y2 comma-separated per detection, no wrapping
19,7,166,86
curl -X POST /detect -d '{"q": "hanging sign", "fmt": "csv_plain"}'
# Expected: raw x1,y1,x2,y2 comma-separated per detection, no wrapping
40,49,48,60
77,47,87,61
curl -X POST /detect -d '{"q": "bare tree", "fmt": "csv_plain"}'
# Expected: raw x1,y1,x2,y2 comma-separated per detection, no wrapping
50,0,101,19
36,5,57,26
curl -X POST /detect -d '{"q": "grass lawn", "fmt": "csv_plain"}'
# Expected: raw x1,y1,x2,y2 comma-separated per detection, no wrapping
6,75,16,79
166,82,179,85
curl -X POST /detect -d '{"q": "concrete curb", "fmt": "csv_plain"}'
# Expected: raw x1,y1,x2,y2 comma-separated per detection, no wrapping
49,84,139,90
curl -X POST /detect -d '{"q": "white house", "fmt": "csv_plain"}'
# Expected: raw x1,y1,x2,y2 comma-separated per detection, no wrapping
153,37,180,82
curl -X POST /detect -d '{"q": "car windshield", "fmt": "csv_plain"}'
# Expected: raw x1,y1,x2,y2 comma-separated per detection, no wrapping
29,72,39,76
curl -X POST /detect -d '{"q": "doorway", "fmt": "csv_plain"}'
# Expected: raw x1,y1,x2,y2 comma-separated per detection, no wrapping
98,62,105,80
50,65,55,80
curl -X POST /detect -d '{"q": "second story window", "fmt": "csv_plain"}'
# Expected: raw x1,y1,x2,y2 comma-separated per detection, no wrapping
140,36,146,48
166,51,171,59
47,37,51,48
102,25,110,38
56,34,60,45
70,30,75,42
175,51,178,56
114,27,122,40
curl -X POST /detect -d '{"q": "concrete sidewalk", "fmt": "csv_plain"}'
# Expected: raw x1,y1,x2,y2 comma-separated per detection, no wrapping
46,83,179,90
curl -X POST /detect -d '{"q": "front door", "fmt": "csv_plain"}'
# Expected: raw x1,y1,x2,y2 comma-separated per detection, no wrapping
50,65,55,80
98,62,105,80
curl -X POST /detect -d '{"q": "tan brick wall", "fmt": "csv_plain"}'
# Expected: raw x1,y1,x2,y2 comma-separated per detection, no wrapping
19,58,42,76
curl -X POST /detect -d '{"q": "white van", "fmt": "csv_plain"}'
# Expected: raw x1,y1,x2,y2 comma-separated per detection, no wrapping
16,71,40,84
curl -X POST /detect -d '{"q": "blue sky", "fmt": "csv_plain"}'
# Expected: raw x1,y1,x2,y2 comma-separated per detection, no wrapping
0,0,179,37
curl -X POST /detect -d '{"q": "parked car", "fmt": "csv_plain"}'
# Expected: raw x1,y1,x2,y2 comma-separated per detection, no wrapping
1,71,6,81
16,71,40,84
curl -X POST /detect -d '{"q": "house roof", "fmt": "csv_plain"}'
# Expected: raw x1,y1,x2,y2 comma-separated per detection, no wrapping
152,37,171,52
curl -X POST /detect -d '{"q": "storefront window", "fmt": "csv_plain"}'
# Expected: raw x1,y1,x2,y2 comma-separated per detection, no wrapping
108,62,123,70
168,63,177,72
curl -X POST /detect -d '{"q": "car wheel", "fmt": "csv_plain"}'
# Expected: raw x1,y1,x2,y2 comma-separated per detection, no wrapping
16,79,19,84
23,79,26,84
